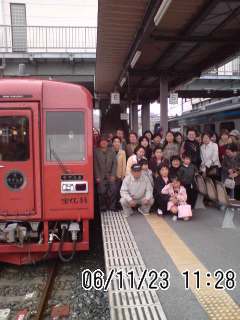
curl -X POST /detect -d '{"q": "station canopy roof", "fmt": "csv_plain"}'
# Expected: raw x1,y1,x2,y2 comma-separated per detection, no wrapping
96,0,240,103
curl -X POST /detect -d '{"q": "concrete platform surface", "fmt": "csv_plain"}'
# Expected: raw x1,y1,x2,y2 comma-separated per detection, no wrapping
127,207,240,320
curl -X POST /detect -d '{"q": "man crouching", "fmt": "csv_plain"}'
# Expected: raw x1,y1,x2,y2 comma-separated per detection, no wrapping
120,163,154,217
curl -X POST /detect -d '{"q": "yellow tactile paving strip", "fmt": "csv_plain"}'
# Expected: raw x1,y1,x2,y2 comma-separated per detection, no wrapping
145,215,240,320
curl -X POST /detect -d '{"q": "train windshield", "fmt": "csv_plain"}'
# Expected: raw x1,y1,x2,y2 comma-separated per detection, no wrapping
0,116,30,161
46,111,85,162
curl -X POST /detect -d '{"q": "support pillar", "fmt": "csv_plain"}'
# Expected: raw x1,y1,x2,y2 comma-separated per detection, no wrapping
141,102,150,134
160,76,168,135
129,105,132,131
131,104,138,134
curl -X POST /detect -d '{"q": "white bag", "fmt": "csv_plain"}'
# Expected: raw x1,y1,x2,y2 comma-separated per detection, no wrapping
178,204,192,218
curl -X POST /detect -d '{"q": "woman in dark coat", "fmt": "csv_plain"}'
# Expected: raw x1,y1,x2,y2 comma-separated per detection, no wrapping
153,164,170,215
181,128,201,169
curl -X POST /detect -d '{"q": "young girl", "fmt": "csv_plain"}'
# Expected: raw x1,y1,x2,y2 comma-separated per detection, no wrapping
161,176,189,221
139,157,154,187
153,164,170,216
178,153,197,207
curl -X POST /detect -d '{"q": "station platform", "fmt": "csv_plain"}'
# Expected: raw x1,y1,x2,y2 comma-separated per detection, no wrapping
101,208,240,320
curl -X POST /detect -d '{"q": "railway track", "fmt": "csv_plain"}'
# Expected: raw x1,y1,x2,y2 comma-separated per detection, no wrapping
0,256,110,319
0,261,51,319
35,261,58,320
0,217,110,319
0,260,78,319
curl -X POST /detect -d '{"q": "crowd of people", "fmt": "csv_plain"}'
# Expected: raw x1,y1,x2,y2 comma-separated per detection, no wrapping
93,127,240,220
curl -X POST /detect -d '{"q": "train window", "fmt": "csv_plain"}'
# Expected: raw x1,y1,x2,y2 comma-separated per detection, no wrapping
219,122,235,133
0,116,29,161
46,111,85,162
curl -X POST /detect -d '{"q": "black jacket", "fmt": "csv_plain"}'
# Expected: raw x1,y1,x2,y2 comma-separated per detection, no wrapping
183,140,201,168
178,164,197,186
169,167,180,180
153,176,170,212
153,176,169,198
144,146,153,161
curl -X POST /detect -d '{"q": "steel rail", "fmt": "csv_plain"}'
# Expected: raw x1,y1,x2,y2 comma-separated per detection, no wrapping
35,260,58,320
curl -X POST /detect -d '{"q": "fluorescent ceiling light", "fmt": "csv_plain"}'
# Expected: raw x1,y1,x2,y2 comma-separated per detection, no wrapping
130,50,142,69
119,77,126,87
154,0,172,26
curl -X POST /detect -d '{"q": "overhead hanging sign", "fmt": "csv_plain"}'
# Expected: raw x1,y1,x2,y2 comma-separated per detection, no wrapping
169,92,178,105
111,92,120,105
120,113,129,121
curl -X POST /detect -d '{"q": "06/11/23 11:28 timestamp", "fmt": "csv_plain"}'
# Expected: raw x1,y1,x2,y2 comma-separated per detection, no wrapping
81,268,237,291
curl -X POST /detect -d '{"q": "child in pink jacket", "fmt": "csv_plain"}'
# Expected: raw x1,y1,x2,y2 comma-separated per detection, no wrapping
161,176,189,221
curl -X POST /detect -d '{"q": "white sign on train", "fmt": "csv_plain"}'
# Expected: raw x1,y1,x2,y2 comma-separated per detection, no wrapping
169,93,178,104
111,92,120,104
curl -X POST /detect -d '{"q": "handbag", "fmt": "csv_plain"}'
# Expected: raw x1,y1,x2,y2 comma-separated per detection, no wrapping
178,204,192,218
224,178,235,190
206,165,219,177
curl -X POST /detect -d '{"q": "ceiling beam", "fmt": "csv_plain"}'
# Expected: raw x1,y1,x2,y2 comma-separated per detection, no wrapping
130,68,203,78
151,34,240,43
152,0,220,69
116,0,163,88
131,89,240,101
134,2,240,99
126,0,222,99
169,44,240,90
169,5,240,71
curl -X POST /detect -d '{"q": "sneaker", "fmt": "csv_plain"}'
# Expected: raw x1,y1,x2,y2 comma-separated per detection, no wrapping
138,207,150,216
157,209,163,216
172,215,177,222
122,212,130,218
183,217,190,221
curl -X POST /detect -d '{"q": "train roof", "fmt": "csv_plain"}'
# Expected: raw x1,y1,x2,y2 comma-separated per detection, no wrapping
0,78,93,109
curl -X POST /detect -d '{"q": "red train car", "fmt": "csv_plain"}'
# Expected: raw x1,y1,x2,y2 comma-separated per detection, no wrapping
0,79,94,265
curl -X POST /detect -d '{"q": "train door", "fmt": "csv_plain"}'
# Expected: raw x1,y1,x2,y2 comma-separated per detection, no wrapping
0,105,41,219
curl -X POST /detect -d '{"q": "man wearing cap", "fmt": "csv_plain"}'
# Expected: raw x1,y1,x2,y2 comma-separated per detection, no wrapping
120,163,154,217
94,135,117,211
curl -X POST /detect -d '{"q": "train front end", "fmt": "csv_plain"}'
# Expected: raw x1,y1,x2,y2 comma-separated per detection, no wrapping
0,79,94,265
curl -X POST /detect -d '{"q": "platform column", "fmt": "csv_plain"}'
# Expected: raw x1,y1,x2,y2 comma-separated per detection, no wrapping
141,102,150,134
131,104,138,134
160,76,169,135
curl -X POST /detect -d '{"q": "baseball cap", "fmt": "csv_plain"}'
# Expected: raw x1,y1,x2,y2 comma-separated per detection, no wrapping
131,163,142,172
230,129,240,137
